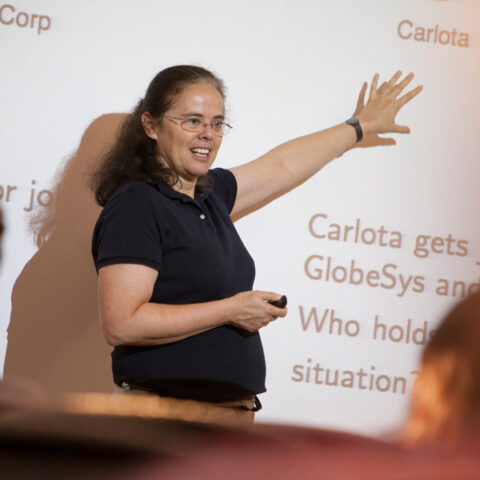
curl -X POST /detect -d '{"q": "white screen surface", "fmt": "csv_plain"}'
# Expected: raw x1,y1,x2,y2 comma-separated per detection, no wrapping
1,0,479,436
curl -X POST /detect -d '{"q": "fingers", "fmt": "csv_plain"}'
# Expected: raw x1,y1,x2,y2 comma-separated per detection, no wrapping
255,290,288,317
354,135,396,148
361,70,421,137
270,305,288,318
397,84,423,108
254,290,282,302
392,72,414,97
354,81,368,115
254,290,288,320
392,124,411,134
372,71,419,99
387,70,402,85
370,73,379,97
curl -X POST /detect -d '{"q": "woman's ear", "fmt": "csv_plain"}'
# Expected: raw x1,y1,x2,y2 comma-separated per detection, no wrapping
141,112,158,140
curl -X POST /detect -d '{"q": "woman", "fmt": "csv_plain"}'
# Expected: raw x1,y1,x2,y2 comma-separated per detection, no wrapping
91,65,421,422
404,292,480,445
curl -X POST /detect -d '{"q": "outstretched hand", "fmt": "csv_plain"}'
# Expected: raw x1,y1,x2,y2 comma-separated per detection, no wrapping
354,71,423,138
349,82,395,148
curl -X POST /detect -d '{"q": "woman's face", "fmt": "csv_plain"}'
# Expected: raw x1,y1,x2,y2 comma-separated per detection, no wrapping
147,82,225,186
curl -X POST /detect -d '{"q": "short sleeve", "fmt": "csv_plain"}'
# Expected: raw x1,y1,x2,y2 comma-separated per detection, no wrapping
92,190,163,272
208,168,238,214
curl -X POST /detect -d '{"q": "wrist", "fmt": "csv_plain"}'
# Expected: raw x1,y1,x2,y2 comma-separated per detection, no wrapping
218,296,237,327
356,114,375,137
345,117,363,143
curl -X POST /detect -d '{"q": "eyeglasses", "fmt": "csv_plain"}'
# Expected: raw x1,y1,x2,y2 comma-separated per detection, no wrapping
166,116,232,137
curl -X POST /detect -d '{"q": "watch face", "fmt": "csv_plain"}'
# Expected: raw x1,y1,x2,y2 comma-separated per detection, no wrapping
346,118,359,126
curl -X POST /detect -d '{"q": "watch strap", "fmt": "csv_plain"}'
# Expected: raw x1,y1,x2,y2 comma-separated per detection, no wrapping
346,117,363,143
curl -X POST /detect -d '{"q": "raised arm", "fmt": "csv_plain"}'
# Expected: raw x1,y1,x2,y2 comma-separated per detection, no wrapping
230,72,422,220
98,263,287,346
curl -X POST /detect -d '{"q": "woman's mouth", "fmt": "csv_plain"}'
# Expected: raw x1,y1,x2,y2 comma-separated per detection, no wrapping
190,147,211,159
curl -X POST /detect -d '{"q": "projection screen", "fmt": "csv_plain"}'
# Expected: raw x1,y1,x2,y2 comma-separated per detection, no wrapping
1,0,479,436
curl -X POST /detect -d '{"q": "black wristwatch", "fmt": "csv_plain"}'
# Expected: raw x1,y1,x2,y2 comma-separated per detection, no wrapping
346,117,363,143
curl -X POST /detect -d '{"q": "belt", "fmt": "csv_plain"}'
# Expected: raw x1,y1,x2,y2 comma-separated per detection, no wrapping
119,382,262,412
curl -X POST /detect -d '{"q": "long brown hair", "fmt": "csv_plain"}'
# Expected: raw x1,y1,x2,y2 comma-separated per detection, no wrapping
90,65,226,206
405,292,480,444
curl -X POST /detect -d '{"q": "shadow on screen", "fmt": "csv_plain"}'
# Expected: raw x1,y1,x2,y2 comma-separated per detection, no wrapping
0,206,3,263
3,113,127,393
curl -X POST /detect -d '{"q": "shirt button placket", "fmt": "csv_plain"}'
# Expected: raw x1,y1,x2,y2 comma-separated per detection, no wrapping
199,211,214,232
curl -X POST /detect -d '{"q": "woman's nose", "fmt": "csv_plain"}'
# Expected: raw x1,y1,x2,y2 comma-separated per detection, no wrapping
198,122,214,139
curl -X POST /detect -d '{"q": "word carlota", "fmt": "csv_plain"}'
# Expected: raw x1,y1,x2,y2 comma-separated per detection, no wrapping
0,4,50,35
397,19,469,47
308,213,469,258
308,213,401,248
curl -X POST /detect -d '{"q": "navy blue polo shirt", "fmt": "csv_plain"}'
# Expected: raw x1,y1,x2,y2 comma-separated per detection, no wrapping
92,168,266,402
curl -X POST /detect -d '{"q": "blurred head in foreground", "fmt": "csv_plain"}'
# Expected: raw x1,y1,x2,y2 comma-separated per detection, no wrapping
405,291,480,445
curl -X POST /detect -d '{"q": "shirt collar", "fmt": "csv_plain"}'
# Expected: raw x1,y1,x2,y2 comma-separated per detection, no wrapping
152,179,212,205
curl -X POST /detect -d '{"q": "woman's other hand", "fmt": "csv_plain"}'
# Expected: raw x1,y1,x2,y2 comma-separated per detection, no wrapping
228,290,288,332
